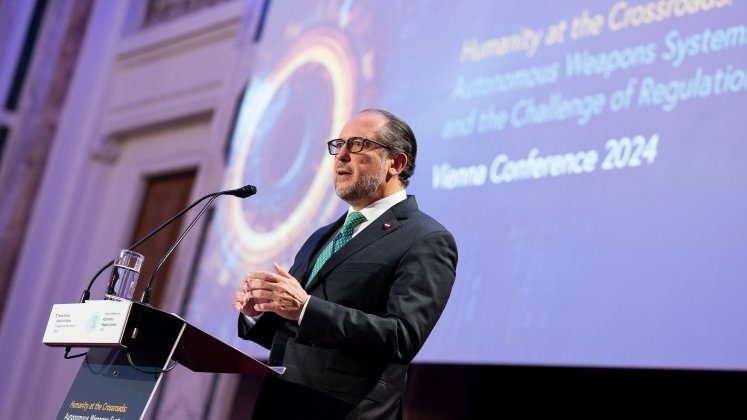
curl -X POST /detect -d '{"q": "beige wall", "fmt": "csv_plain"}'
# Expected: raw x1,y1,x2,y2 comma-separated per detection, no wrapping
0,1,263,418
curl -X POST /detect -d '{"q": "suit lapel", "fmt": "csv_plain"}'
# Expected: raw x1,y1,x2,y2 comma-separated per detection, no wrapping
296,215,345,286
304,196,418,291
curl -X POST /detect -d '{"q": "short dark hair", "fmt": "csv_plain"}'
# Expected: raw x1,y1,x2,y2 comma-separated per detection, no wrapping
361,108,417,187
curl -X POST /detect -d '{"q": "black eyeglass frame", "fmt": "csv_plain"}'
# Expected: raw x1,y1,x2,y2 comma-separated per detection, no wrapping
326,137,393,155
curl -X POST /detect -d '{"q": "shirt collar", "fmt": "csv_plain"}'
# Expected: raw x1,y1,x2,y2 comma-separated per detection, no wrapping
347,190,407,236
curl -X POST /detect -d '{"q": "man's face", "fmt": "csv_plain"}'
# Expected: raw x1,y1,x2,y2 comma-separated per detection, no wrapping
333,113,391,208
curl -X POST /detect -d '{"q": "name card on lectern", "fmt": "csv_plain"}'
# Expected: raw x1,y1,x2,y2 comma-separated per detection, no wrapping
42,301,132,347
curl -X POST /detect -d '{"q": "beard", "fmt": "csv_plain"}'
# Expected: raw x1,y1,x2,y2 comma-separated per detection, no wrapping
335,158,388,203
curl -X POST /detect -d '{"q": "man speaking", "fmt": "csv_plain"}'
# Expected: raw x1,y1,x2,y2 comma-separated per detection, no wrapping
234,108,458,419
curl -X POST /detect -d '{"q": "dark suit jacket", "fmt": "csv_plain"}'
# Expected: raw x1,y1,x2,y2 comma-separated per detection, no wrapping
239,195,458,420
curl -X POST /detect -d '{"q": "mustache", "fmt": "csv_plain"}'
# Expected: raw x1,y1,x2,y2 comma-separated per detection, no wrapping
336,164,352,172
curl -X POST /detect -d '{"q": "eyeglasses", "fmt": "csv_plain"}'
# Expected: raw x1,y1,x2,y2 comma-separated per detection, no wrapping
327,137,392,155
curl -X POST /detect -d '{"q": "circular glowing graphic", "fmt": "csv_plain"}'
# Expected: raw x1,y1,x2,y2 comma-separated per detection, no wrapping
217,28,357,275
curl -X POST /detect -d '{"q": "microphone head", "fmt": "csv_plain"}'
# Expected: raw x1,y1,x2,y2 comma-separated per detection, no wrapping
228,184,257,198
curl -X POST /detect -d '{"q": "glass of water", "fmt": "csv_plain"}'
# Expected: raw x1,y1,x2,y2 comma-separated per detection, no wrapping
104,249,145,301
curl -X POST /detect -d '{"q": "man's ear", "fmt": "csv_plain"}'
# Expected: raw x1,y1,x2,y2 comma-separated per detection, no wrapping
389,153,408,176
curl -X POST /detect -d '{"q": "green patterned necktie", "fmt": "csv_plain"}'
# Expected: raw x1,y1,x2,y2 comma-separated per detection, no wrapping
307,211,366,284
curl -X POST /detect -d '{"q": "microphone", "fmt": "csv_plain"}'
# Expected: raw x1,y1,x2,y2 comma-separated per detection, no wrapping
79,184,257,303
225,184,257,198
138,184,256,304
